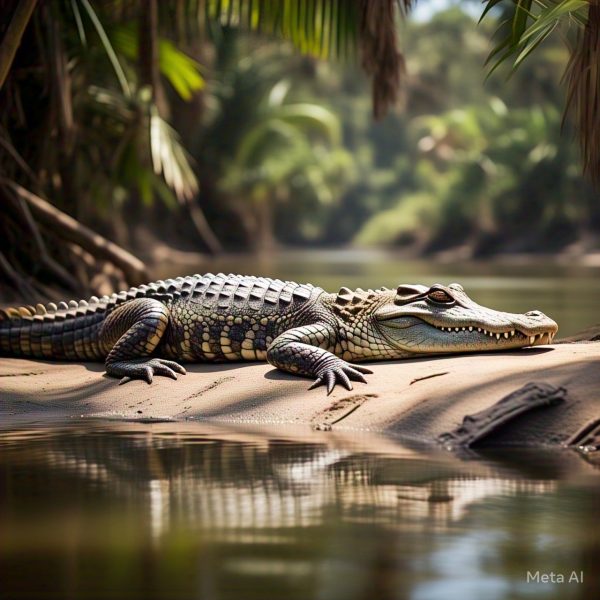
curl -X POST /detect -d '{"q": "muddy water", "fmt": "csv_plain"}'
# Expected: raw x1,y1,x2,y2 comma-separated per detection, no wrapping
0,422,598,600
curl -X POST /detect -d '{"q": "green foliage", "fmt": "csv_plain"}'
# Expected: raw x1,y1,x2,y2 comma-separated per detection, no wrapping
345,6,594,255
354,192,439,246
234,103,341,167
355,98,588,253
209,49,353,246
202,0,360,61
112,26,205,100
480,1,600,184
482,0,587,74
1,0,597,272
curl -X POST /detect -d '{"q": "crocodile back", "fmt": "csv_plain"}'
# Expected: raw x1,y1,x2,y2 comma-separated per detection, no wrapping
159,273,326,361
0,273,326,362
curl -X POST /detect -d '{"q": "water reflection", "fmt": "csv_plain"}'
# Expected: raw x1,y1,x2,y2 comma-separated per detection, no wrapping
0,423,598,600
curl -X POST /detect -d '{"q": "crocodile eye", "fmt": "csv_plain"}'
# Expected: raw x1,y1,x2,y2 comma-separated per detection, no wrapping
427,289,454,305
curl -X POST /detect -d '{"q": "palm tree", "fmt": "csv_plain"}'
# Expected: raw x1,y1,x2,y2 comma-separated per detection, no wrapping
481,0,599,183
0,0,405,297
220,88,350,250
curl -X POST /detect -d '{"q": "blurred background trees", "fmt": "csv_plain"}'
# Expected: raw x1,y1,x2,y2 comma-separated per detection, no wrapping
0,0,598,300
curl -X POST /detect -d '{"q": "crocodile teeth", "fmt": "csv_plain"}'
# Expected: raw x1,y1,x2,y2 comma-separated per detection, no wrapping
461,327,466,331
496,333,501,340
511,330,515,336
529,336,535,344
478,328,482,333
504,332,509,339
454,327,459,332
469,327,473,332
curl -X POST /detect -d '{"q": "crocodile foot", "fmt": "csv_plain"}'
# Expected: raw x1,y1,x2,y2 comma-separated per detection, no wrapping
105,358,187,384
308,359,373,395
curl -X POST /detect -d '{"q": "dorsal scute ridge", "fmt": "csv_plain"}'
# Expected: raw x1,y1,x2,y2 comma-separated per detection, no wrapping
334,286,375,307
1,274,319,323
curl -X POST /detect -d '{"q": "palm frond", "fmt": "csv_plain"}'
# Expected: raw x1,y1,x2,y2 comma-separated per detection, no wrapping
235,119,311,169
199,0,407,119
483,0,588,75
149,105,199,201
77,0,132,97
234,102,340,167
272,103,341,143
482,0,599,183
112,26,205,101
199,0,357,61
68,0,87,47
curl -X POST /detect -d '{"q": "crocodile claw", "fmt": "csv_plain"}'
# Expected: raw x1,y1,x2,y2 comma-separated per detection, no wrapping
309,360,372,395
108,358,187,384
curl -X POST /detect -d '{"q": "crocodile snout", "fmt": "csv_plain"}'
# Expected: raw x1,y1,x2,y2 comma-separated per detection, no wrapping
515,309,558,339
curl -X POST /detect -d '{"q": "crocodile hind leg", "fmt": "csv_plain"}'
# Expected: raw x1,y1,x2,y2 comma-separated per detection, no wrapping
267,324,372,395
99,298,186,384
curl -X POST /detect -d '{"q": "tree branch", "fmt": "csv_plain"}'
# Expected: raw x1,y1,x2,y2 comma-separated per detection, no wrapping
2,181,149,285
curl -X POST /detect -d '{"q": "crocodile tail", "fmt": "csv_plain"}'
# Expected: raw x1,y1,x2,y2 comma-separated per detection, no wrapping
0,300,107,360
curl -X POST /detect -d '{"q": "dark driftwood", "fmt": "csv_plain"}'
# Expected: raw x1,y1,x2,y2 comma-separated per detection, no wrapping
557,325,600,343
4,182,148,285
566,418,600,452
437,382,567,449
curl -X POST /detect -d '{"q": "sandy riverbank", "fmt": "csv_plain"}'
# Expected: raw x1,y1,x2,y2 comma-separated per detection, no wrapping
1,341,599,448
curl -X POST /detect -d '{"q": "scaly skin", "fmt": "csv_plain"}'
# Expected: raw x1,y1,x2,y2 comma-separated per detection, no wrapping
0,274,558,394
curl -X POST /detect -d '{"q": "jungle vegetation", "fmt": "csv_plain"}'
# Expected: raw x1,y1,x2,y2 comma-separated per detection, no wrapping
0,0,598,299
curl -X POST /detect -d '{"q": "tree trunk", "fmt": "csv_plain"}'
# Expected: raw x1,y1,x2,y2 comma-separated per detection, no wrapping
138,0,167,117
255,196,276,253
0,0,37,89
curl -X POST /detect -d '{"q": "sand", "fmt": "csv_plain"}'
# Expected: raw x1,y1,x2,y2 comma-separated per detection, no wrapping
1,341,599,448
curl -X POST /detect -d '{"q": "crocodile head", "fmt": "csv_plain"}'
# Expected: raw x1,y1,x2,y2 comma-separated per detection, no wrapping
331,283,558,360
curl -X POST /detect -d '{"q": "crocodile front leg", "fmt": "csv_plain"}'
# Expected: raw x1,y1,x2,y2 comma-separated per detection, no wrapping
99,298,186,384
266,324,372,394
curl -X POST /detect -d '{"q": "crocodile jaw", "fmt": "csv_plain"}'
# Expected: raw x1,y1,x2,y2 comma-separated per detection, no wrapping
374,284,558,355
378,315,557,354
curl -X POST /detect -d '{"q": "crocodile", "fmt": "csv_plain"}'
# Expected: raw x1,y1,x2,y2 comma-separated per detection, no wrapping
0,273,558,394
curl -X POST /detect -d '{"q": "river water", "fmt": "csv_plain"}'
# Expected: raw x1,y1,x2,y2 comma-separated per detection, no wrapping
0,422,598,600
2,252,599,599
154,249,600,337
